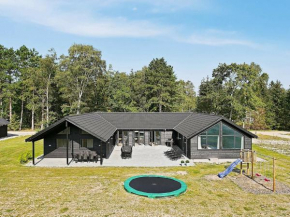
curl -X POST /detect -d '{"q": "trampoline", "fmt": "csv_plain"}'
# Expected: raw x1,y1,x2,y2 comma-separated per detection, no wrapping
124,175,187,198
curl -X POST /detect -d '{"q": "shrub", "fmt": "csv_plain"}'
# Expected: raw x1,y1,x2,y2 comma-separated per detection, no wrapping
19,151,32,164
185,160,190,163
181,160,184,164
26,152,32,160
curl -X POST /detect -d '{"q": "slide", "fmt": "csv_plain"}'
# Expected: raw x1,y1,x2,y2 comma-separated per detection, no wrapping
218,158,242,178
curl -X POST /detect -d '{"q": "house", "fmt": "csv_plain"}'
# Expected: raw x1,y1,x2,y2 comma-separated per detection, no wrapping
0,118,9,138
25,112,257,165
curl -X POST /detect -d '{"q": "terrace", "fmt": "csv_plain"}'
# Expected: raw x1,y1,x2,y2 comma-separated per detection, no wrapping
27,145,191,167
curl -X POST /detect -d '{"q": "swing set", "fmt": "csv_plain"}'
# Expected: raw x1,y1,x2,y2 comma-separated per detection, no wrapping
239,150,276,192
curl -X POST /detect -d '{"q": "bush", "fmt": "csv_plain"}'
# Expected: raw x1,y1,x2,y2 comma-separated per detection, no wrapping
181,160,184,164
185,160,190,163
19,151,32,164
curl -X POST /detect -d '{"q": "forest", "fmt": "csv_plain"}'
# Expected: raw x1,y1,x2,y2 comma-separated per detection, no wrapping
0,44,289,131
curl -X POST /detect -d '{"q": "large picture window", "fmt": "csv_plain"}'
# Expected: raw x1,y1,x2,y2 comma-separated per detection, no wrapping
198,124,220,149
222,124,244,149
197,123,244,150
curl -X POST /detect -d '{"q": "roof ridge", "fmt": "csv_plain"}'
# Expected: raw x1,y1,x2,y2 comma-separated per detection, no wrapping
173,113,194,130
94,113,118,130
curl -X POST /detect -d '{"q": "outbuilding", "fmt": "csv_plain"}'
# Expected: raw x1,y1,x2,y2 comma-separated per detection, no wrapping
0,118,9,138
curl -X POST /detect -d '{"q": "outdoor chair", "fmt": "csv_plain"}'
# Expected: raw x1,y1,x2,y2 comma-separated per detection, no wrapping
80,151,84,162
121,146,132,159
89,151,95,162
74,153,80,163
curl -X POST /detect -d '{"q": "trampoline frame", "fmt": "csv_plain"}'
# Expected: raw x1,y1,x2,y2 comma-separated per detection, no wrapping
124,175,187,198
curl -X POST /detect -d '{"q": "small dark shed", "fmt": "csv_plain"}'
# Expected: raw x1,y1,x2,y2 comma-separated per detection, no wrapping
0,118,9,138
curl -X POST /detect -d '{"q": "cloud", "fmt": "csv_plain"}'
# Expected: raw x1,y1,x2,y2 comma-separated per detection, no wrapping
0,0,257,47
175,29,258,47
0,0,170,37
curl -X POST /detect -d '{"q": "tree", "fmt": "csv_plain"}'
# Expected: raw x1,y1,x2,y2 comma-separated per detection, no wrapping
56,44,106,115
145,58,178,112
38,49,57,128
177,80,196,112
197,63,268,126
267,81,286,129
0,46,18,121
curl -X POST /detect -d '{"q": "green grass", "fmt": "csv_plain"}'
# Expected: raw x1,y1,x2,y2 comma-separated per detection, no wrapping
0,137,290,216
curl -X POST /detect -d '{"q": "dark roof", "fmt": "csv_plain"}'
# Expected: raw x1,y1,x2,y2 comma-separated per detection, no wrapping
26,113,116,142
174,113,221,138
0,118,9,126
174,113,257,139
98,112,191,129
26,112,257,142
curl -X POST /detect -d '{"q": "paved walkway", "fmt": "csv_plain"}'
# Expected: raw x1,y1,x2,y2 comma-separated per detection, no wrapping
27,145,192,167
0,131,35,141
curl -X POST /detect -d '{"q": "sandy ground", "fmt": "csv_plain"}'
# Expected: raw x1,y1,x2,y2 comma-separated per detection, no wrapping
0,131,36,141
252,130,290,145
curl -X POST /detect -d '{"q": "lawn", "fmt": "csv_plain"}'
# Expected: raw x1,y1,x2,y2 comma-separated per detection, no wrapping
0,137,290,216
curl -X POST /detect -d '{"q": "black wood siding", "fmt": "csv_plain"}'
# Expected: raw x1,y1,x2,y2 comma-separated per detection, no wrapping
0,125,7,138
43,124,114,159
189,134,252,159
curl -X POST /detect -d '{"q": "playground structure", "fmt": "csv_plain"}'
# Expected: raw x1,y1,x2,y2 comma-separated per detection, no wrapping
239,149,257,178
218,149,277,192
240,149,276,192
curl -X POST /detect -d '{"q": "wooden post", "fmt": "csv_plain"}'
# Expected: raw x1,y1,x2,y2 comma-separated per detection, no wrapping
240,151,243,175
100,142,103,165
66,121,69,165
273,157,276,192
32,141,35,165
251,151,254,179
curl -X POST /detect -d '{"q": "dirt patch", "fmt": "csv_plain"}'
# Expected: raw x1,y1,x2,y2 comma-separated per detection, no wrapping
204,175,222,181
176,171,188,176
229,174,290,194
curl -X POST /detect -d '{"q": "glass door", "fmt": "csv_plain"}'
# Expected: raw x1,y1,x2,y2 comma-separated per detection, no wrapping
139,131,145,145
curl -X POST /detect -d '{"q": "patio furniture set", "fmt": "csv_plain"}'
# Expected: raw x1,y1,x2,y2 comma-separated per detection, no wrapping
73,149,101,163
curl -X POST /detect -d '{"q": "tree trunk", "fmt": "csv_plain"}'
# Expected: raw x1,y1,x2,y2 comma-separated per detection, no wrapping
9,97,12,121
159,103,162,112
31,107,34,131
77,91,83,114
31,91,35,131
19,99,24,131
41,97,45,130
46,74,51,127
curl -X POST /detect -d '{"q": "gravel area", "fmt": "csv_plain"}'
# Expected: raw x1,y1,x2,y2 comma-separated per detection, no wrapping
229,174,290,194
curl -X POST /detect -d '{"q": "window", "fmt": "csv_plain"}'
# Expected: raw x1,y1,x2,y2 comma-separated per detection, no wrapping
82,139,94,148
155,131,161,145
56,139,67,148
222,124,244,149
81,130,90,134
197,123,244,150
198,124,220,149
58,127,70,135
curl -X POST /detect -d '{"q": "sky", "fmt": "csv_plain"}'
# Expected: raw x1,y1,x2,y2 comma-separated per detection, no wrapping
0,0,289,90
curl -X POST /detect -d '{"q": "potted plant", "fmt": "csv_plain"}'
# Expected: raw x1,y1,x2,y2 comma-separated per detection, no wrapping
180,160,184,166
185,160,190,166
